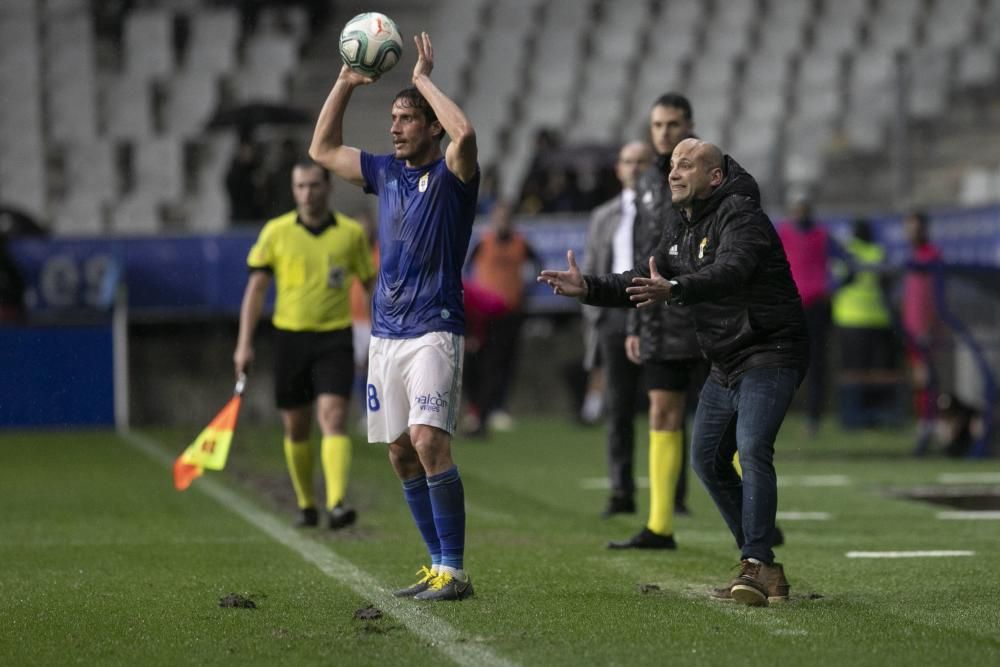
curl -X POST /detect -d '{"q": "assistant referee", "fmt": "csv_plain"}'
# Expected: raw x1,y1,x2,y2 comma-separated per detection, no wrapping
235,159,376,529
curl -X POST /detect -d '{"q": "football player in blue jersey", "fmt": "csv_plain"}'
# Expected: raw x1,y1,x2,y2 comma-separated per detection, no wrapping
309,32,479,601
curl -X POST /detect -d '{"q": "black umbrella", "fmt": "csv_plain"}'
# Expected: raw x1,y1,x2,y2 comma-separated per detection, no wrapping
0,204,47,237
206,102,311,131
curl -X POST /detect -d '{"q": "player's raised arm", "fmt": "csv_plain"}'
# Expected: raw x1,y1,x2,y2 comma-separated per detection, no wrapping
309,65,376,188
410,32,477,183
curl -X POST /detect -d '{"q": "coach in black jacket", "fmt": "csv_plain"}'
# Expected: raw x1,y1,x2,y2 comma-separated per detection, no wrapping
540,138,807,607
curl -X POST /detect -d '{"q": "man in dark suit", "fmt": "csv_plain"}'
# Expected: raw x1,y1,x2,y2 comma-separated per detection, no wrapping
582,141,653,519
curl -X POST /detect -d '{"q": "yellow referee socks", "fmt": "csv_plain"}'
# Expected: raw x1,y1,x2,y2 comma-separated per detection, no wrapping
646,430,683,536
283,438,315,510
321,435,352,511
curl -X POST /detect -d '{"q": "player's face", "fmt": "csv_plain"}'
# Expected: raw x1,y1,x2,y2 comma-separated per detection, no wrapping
291,165,330,217
668,141,720,208
390,101,437,162
615,143,652,190
649,105,693,157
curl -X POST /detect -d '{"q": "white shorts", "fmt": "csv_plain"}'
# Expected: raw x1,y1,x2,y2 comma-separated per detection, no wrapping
366,331,464,444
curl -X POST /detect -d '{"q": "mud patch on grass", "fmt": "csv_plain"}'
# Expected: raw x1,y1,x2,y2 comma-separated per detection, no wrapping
353,605,383,620
895,485,1000,510
219,593,257,609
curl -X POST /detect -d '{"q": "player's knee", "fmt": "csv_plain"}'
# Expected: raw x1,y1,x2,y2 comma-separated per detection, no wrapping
388,440,422,478
649,392,685,430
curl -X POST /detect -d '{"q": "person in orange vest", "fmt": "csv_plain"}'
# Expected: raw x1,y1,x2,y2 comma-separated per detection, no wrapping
466,200,540,434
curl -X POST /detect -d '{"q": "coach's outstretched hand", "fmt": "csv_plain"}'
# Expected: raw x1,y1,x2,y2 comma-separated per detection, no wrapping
538,250,585,298
338,64,377,86
626,257,673,308
413,32,434,82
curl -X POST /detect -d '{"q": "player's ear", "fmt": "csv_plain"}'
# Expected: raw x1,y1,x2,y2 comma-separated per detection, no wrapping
431,120,444,141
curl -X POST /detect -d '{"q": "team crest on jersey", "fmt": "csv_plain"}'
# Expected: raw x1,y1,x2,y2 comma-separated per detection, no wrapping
418,172,429,192
698,237,709,259
668,244,678,256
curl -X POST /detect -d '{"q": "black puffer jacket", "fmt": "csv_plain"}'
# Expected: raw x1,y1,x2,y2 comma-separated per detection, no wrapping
583,156,808,386
627,155,701,362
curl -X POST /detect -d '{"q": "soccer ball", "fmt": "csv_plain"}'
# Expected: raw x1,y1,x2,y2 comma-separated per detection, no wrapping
339,12,403,77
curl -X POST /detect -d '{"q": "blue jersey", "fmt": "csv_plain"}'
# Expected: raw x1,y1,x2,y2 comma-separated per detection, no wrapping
360,152,480,339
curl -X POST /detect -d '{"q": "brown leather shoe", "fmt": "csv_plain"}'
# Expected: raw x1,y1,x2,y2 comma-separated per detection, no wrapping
716,560,790,606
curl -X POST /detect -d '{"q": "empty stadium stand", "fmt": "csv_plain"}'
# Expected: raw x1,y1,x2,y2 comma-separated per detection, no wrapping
2,0,1000,233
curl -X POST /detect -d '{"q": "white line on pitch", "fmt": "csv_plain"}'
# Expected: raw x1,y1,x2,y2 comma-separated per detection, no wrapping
776,511,832,520
466,501,516,524
936,472,1000,484
937,511,1000,520
846,550,975,558
778,475,851,487
582,475,851,490
122,430,517,667
579,477,649,490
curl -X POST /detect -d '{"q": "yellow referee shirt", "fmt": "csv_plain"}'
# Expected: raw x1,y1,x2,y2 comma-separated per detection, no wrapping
247,211,375,332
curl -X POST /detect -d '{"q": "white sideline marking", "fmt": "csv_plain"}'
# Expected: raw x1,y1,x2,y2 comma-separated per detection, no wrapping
579,477,649,490
936,472,1000,484
466,502,516,524
937,511,1000,520
776,511,832,521
778,475,851,487
582,474,851,490
846,550,975,559
122,430,516,667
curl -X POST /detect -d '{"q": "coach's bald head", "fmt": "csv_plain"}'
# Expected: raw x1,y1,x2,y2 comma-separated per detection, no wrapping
668,138,725,212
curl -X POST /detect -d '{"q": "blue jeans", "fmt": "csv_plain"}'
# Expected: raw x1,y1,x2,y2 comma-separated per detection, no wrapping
691,366,800,564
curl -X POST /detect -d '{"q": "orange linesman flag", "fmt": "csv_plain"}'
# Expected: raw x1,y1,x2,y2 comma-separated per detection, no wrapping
174,374,246,490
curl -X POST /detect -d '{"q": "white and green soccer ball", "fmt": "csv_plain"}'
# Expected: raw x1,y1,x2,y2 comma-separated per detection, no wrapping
339,12,403,77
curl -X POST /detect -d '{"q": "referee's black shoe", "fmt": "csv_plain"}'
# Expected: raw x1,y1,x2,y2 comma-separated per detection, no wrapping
328,503,357,530
296,507,319,528
608,527,677,550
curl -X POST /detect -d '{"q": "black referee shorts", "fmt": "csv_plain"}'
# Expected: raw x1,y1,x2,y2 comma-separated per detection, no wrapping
643,358,706,392
273,327,354,409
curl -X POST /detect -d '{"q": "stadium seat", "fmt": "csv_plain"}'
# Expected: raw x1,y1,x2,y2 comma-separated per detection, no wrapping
44,14,99,141
110,194,161,235
958,168,1000,206
124,9,174,79
184,8,240,74
923,0,976,48
134,137,184,201
63,140,117,205
102,76,155,140
51,195,106,235
163,72,220,137
907,47,953,119
956,46,999,87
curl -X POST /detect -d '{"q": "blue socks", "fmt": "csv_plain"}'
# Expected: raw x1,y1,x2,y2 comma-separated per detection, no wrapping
402,475,441,567
427,466,466,571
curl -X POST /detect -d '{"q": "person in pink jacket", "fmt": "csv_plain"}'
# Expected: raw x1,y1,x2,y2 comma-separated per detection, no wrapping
776,196,838,436
901,211,943,456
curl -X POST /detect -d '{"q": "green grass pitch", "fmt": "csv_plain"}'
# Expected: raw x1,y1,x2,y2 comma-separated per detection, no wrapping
1,415,998,666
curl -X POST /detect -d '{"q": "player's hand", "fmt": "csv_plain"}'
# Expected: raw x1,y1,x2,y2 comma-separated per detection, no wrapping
412,32,434,81
234,345,254,378
624,335,641,365
626,257,672,308
337,64,377,86
538,250,585,298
